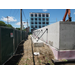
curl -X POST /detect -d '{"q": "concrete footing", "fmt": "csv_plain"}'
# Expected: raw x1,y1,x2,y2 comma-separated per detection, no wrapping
49,45,75,60
30,35,44,47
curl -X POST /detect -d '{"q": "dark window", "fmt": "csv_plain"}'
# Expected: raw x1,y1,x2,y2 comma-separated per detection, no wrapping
35,25,37,28
31,22,34,24
46,18,49,21
39,22,41,24
42,14,45,17
31,18,33,20
42,18,45,21
42,22,45,24
35,18,37,20
39,18,41,21
31,29,33,32
31,25,33,28
39,14,41,17
31,14,33,17
46,14,49,17
42,25,44,27
46,22,49,24
35,22,37,24
35,14,37,17
39,25,41,28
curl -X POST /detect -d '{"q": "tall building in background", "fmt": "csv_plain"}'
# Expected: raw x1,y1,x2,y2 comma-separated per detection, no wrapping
30,13,50,32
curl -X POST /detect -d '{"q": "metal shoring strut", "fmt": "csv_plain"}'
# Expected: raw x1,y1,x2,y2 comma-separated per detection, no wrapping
37,28,48,42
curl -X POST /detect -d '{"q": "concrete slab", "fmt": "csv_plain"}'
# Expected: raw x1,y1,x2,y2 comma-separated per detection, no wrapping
30,35,44,47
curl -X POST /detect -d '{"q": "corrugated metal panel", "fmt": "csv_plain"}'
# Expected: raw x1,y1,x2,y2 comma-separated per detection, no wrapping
0,26,28,64
13,29,15,54
0,27,2,64
1,27,13,64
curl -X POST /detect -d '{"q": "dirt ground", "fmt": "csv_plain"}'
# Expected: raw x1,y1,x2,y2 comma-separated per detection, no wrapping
4,35,75,65
18,35,54,65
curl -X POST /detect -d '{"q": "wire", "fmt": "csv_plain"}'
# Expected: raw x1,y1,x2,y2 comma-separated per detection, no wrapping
9,9,12,16
12,9,16,16
22,10,27,21
14,9,19,17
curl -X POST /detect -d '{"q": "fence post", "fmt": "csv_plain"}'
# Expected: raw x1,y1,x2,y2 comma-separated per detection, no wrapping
0,27,1,64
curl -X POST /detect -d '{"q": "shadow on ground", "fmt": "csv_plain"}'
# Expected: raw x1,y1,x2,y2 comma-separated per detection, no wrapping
53,60,75,65
4,36,28,65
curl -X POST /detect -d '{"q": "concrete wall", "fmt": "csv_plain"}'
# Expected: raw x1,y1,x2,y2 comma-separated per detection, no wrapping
60,22,75,50
33,22,60,49
33,21,75,50
48,22,60,49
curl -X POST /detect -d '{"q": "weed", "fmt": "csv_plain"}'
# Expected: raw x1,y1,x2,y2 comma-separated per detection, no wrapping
52,63,54,65
63,59,67,62
16,63,18,65
45,57,47,60
27,58,29,60
48,60,51,63
25,63,27,65
39,60,41,63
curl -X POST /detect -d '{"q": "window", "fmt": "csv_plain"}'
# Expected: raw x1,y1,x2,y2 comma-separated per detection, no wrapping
46,18,49,21
31,25,33,28
42,14,45,17
39,18,41,21
42,18,45,21
35,22,37,24
31,29,33,32
35,14,37,17
35,25,37,28
39,14,41,17
39,25,41,28
39,22,41,24
46,22,49,24
46,14,49,17
35,18,37,20
42,25,44,27
31,14,33,17
42,22,45,24
31,22,34,24
31,18,33,20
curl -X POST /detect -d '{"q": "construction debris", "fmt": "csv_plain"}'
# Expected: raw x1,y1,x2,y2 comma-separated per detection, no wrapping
34,52,40,56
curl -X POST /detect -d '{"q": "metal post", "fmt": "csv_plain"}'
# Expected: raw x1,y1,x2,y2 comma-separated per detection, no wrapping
7,16,9,24
20,9,22,41
20,9,22,30
56,18,57,22
27,19,28,27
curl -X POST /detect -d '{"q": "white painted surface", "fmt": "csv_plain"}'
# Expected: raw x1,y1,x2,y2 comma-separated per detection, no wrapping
33,21,75,50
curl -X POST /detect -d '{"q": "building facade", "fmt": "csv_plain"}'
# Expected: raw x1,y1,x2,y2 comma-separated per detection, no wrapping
30,13,50,32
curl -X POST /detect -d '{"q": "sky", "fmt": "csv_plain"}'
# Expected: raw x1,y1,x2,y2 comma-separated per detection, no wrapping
0,9,75,28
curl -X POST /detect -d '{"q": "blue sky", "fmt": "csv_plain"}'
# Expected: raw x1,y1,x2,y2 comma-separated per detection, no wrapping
0,9,75,28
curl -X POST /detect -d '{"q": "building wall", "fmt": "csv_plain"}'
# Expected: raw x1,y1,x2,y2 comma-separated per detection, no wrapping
30,13,50,32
